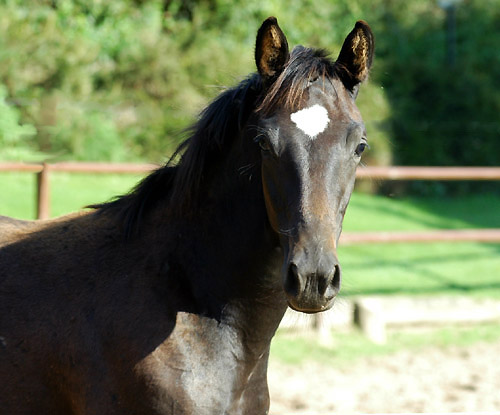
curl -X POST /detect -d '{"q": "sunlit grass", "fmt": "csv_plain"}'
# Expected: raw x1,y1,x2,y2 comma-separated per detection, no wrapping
2,170,500,362
0,171,142,220
343,191,500,231
49,172,144,218
271,323,500,367
339,192,500,298
1,170,499,299
339,242,500,298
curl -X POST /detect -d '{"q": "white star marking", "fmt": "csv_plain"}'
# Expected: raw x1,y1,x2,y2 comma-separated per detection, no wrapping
290,104,330,139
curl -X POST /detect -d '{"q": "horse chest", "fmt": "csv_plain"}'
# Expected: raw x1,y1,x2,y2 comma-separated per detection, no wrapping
134,313,270,415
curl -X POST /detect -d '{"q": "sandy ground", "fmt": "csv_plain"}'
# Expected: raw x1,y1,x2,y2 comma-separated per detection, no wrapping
268,340,500,414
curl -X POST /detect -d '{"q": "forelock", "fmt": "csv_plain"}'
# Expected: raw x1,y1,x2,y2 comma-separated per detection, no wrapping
257,46,336,116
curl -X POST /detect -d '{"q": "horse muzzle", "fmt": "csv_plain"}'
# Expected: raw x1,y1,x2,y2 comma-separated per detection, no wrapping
283,254,341,314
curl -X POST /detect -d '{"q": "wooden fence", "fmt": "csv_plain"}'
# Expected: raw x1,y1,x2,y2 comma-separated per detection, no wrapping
0,161,157,220
1,162,500,243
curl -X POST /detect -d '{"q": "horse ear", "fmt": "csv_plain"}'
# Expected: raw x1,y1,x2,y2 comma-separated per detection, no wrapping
336,21,374,91
255,17,289,85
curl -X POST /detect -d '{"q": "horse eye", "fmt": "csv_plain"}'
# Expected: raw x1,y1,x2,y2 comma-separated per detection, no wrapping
355,142,368,156
256,135,272,152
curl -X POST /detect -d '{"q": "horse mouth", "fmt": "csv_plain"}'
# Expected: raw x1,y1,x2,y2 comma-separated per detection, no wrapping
286,298,335,314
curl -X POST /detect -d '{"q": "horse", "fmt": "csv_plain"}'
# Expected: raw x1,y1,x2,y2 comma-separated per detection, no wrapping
0,17,373,415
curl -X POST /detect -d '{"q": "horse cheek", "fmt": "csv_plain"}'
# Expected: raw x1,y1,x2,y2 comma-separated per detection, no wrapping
261,175,280,233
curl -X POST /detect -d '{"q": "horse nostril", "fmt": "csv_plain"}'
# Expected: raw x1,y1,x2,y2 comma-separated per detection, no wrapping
323,264,341,300
285,263,302,297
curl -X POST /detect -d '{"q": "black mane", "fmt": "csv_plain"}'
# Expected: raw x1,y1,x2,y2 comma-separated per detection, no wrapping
93,74,263,235
259,46,337,115
95,46,340,236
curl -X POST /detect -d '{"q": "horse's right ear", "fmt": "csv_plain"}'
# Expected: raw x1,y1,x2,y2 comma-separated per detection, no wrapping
255,17,289,86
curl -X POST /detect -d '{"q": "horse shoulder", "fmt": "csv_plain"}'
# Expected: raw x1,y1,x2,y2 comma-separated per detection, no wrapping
0,215,36,245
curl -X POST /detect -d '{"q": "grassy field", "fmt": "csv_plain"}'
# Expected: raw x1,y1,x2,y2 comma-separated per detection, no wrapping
271,322,500,367
0,171,143,219
339,192,500,298
2,170,500,362
1,170,499,300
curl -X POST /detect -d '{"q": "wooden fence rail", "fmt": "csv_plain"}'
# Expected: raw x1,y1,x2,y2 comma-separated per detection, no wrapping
355,165,500,181
1,162,500,243
0,162,158,220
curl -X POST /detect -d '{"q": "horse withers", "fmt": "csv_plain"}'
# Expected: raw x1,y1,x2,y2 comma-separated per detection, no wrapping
0,17,373,415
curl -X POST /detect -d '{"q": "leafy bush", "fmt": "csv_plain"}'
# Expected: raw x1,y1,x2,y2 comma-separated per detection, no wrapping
0,0,498,195
372,0,500,194
0,0,392,163
0,84,37,160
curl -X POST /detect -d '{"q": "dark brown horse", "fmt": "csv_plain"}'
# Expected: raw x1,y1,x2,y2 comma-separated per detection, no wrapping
0,17,373,414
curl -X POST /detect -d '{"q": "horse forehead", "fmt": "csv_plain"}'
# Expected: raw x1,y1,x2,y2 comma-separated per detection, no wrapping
288,89,355,140
290,104,330,139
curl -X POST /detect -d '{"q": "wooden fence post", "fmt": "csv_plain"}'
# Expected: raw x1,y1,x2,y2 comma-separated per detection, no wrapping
36,163,50,220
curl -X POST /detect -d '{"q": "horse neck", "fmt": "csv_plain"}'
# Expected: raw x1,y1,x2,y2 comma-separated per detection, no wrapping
160,135,287,342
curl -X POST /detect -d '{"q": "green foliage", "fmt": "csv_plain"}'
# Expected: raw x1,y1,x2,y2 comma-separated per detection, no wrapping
47,104,128,161
0,0,391,162
0,0,203,161
0,84,37,159
0,0,498,185
374,0,500,193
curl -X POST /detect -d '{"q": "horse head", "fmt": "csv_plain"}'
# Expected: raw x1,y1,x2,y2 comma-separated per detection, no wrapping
254,17,374,313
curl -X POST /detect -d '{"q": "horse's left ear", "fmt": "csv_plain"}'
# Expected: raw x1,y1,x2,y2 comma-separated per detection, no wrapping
255,17,289,85
335,21,374,91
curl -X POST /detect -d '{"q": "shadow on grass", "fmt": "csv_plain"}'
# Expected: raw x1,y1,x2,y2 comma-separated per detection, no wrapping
343,243,500,269
351,193,500,231
341,243,500,297
343,281,500,297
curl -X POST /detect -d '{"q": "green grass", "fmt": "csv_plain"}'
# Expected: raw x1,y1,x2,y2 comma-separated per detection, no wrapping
343,191,500,231
339,242,500,298
49,173,144,218
327,192,500,362
2,170,500,362
338,192,500,298
1,170,499,299
0,172,143,219
270,323,500,367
